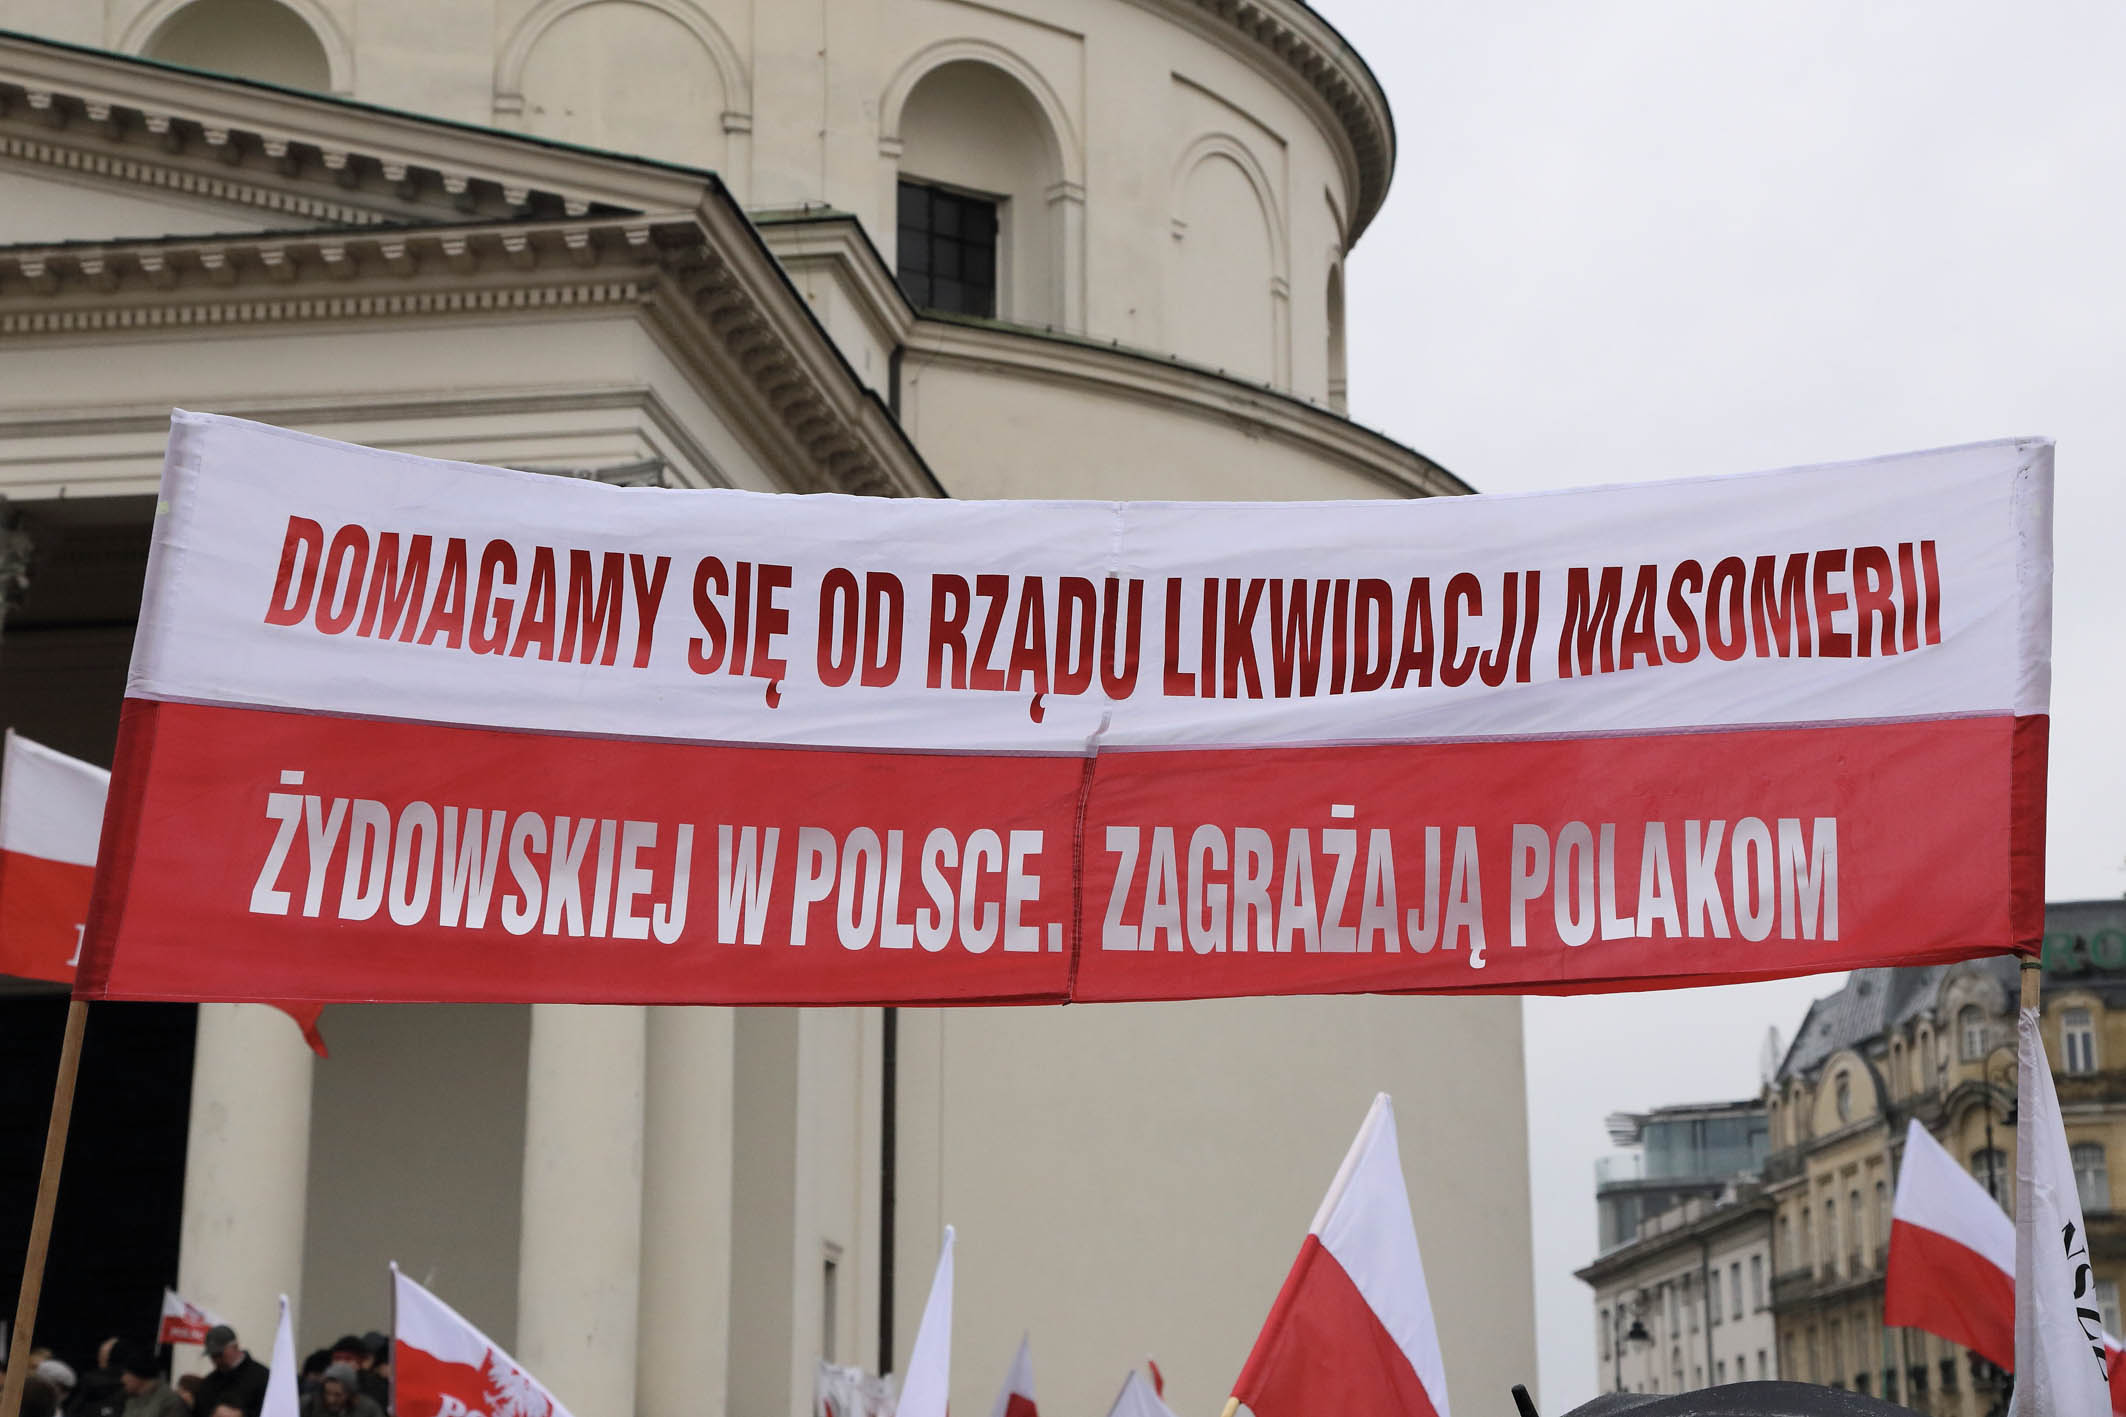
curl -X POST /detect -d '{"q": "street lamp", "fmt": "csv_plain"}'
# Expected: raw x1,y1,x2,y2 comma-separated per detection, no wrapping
1613,1303,1652,1393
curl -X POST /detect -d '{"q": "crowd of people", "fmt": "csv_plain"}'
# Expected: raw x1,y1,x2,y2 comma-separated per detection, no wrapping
2,1325,394,1417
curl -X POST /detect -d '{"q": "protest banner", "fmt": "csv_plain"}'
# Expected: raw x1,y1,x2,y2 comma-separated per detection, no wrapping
74,412,2051,1007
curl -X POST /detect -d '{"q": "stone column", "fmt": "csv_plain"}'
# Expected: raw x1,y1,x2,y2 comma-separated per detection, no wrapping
636,1007,734,1417
517,1004,646,1415
176,1003,316,1353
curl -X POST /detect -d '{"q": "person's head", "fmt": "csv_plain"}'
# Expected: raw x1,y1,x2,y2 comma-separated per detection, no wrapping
118,1344,161,1395
329,1336,370,1372
19,1375,58,1417
32,1358,75,1399
176,1373,202,1408
320,1363,361,1412
361,1332,389,1374
202,1325,244,1372
210,1403,246,1417
302,1350,331,1383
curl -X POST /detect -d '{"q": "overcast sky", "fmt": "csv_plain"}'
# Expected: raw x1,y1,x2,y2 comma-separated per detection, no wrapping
1315,1,2126,1409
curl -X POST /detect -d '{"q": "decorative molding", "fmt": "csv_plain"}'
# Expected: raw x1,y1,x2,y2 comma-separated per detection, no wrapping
877,36,1084,187
494,0,752,126
114,0,357,96
0,129,390,225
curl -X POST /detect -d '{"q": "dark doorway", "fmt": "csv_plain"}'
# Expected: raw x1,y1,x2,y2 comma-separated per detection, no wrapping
0,995,196,1374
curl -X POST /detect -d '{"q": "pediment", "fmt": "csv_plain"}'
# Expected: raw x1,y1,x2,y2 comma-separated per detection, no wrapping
0,159,287,245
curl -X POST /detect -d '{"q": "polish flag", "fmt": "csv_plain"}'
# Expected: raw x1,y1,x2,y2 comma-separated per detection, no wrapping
0,730,328,1053
1886,1091,2126,1411
1229,1094,1448,1417
262,1296,299,1417
1106,1370,1179,1417
156,1287,225,1347
393,1266,573,1417
1886,1118,2017,1368
898,1228,954,1417
0,730,106,984
987,1334,1036,1417
2010,1003,2114,1417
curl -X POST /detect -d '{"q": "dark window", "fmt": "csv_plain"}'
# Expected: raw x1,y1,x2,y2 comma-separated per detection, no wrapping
897,180,999,318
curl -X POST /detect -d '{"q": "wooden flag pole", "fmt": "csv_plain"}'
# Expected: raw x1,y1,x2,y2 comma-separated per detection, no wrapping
2022,955,2042,1012
0,1000,89,1417
1219,1399,1240,1417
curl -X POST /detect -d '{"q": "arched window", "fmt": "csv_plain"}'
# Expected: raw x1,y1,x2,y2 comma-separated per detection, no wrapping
1325,263,1348,413
1960,1005,1987,1060
143,0,331,90
894,59,1068,327
2063,1007,2098,1074
1835,1072,1852,1122
512,1,731,168
2074,1142,2109,1213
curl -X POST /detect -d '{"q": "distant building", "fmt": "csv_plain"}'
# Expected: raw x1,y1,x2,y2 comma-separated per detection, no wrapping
1582,900,2126,1413
1766,900,2126,1417
1579,1100,1777,1396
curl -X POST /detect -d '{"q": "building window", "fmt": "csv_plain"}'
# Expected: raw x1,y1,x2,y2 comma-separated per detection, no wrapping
1835,1072,1852,1122
1972,1147,2009,1200
1939,1358,1958,1392
1716,1359,1726,1384
2064,1007,2098,1074
1800,1209,1813,1269
1758,1350,1769,1381
1823,1199,1838,1276
1961,1005,1987,1060
1874,1180,1889,1261
1854,1372,1870,1396
1730,1261,1742,1320
1751,1254,1764,1309
2098,1278,2121,1336
1686,1274,1698,1331
1600,1307,1611,1358
1668,1283,1679,1337
2073,1142,2109,1213
896,180,999,318
1889,1040,1904,1098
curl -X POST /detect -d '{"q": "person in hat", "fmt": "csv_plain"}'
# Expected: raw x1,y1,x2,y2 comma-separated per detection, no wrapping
193,1327,268,1417
33,1360,75,1408
325,1338,387,1414
299,1364,381,1417
70,1339,125,1417
115,1343,184,1417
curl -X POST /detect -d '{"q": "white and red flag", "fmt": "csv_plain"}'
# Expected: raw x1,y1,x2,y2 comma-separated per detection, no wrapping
1229,1093,1448,1417
2009,1003,2114,1417
987,1334,1036,1417
77,414,2051,1007
1886,1117,2017,1368
0,730,107,983
1886,1116,2126,1413
1106,1370,1179,1417
898,1228,954,1417
262,1296,299,1417
393,1266,573,1417
156,1288,225,1347
0,729,326,1052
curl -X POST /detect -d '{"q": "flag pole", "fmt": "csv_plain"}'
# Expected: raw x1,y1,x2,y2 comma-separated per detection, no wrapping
1219,1400,1240,1417
0,999,89,1417
2021,955,2041,1012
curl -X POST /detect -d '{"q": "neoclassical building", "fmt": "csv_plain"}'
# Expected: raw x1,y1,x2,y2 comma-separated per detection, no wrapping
0,4,1531,1417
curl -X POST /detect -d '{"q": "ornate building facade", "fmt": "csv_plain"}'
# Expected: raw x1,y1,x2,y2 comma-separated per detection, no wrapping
0,5,1534,1417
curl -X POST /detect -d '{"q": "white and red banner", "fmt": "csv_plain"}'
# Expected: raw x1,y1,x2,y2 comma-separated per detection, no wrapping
0,730,107,983
77,413,2052,1006
987,1335,1036,1417
393,1267,571,1417
156,1288,225,1348
1228,1093,1448,1417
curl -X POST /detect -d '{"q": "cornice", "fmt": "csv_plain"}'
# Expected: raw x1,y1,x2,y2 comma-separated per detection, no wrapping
0,212,935,500
0,32,713,226
904,315,1467,498
1139,0,1395,240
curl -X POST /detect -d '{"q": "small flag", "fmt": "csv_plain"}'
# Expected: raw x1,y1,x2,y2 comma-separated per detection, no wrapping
898,1227,954,1417
987,1334,1036,1417
262,1297,299,1417
1106,1370,1178,1417
1886,1118,2016,1368
156,1288,225,1347
393,1266,573,1417
0,731,328,1054
2009,1003,2113,1417
1229,1094,1449,1417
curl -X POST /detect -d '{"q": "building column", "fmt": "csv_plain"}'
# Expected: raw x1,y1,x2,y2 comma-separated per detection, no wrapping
177,1003,315,1354
637,1007,734,1417
517,1004,646,1415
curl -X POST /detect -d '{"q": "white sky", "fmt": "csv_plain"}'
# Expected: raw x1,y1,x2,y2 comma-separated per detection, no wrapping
1315,1,2126,1409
